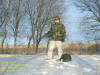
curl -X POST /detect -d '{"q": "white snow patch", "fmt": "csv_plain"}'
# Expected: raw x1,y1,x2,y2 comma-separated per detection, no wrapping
63,62,78,68
42,71,48,75
0,55,15,57
93,57,100,61
83,67,92,72
0,54,100,75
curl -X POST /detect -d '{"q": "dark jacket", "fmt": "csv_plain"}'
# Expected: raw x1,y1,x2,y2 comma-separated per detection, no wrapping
46,22,66,41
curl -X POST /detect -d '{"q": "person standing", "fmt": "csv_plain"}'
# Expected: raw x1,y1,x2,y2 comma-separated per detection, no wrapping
46,16,66,60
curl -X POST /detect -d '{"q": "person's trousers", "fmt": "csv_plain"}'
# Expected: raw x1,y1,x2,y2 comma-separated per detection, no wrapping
48,41,63,60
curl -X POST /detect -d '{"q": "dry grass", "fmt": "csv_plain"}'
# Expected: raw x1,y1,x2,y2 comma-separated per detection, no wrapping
0,42,99,55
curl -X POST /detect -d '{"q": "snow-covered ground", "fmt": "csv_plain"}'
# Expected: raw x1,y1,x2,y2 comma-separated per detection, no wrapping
0,54,100,75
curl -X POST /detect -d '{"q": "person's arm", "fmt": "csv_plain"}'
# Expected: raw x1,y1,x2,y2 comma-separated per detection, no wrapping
42,27,52,38
62,24,66,41
43,23,55,38
45,31,51,37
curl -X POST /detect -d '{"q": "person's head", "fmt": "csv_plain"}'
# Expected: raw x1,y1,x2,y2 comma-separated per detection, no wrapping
55,16,60,23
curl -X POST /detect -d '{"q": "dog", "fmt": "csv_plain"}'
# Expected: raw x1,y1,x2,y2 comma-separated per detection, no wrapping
60,53,72,62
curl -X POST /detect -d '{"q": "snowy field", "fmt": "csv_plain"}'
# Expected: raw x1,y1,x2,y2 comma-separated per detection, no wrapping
0,54,100,75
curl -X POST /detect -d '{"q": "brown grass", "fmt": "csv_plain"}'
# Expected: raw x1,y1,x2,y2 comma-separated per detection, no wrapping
0,42,99,55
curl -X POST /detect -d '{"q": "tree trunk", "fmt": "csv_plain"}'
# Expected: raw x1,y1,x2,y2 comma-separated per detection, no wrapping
1,23,7,53
27,23,36,55
46,40,50,53
35,42,39,54
14,24,18,54
95,42,98,52
14,31,17,54
0,16,8,54
27,35,33,55
34,27,39,54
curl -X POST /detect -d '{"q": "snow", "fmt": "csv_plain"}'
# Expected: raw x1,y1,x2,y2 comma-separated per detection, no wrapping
0,54,100,75
0,55,15,58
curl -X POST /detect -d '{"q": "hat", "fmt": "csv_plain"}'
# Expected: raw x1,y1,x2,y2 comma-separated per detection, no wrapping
55,16,60,20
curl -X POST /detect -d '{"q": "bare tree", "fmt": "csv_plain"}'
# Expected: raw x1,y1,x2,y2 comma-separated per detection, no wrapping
9,0,26,53
25,0,41,54
75,0,100,38
0,0,12,53
74,0,100,52
26,0,66,54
